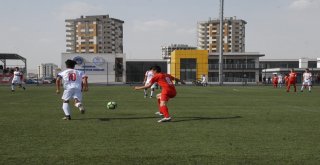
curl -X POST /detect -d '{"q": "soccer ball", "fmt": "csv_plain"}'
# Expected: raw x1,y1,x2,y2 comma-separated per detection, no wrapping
107,101,117,110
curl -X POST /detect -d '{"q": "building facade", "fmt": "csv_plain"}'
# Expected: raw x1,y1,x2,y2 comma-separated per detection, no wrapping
66,15,124,54
169,50,264,84
161,44,197,59
208,52,264,83
61,53,126,83
126,59,167,83
260,58,320,84
198,17,246,53
39,63,58,79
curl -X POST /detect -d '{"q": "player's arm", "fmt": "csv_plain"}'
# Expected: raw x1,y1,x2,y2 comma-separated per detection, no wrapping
134,83,153,90
170,75,185,85
56,76,62,94
82,76,88,92
135,76,155,90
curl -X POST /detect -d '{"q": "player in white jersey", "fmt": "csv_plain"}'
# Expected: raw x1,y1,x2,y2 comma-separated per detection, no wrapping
11,67,26,92
56,60,88,120
143,68,157,98
201,74,207,87
278,74,283,88
301,68,312,92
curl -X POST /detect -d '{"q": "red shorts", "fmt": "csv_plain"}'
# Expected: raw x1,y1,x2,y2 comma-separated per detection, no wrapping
289,80,296,84
160,92,176,101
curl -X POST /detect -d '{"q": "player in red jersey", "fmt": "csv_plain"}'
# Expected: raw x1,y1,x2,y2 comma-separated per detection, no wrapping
284,74,289,88
287,68,297,92
272,73,278,88
134,66,185,123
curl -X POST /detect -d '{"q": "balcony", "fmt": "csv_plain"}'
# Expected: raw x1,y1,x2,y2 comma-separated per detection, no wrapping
209,63,257,70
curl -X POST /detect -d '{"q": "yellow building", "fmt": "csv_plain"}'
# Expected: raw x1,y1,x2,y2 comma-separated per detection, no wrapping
170,50,208,81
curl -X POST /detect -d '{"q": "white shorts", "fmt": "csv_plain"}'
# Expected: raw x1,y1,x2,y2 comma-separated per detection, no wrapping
145,82,157,89
12,79,22,84
62,89,82,101
302,80,312,86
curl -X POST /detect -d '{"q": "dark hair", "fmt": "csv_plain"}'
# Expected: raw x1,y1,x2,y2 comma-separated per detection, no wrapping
65,60,77,69
306,68,309,71
151,65,161,73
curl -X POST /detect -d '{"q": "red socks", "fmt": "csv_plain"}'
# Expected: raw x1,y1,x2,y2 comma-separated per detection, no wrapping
160,106,170,118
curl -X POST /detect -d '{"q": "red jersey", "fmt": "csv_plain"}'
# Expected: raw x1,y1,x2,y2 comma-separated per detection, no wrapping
149,73,176,95
284,76,289,82
272,76,278,83
289,72,297,81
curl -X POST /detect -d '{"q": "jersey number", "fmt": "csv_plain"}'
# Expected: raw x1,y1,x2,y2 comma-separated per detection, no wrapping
68,73,77,81
165,77,173,85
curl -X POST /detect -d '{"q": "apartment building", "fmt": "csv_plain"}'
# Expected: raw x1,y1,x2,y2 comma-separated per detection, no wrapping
66,15,124,54
198,17,246,53
161,44,197,59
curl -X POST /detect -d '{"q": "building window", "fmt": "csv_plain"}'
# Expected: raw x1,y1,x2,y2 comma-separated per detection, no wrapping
180,59,197,81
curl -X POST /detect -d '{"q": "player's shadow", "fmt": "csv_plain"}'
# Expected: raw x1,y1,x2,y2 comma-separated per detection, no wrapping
98,116,158,121
79,115,241,122
171,116,241,122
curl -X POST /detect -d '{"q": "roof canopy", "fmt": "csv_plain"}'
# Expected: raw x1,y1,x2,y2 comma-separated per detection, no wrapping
0,53,26,61
0,53,27,70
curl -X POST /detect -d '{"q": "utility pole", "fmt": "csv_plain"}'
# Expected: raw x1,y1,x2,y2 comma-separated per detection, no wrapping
219,0,224,85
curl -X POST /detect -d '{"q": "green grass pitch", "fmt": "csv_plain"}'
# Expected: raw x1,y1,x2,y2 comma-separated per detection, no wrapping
0,85,320,164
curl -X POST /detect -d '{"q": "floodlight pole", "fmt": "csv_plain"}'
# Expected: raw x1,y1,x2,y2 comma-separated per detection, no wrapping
219,0,224,85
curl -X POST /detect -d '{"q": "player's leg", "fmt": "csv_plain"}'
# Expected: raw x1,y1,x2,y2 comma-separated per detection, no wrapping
308,82,312,92
150,88,154,98
157,93,176,123
155,93,163,116
18,82,26,90
11,83,15,92
293,83,297,92
286,82,291,92
74,91,85,114
61,90,72,120
301,82,305,92
143,89,147,98
150,84,156,98
62,100,71,120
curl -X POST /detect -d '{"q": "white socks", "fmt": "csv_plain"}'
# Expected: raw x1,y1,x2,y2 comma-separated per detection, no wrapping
62,103,70,116
75,102,82,108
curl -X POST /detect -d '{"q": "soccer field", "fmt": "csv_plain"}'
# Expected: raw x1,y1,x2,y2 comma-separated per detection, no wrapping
0,85,320,164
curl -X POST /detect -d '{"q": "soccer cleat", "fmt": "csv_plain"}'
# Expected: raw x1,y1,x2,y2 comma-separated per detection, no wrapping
62,116,71,120
23,87,26,90
11,90,15,92
155,112,164,116
158,117,172,123
78,104,85,114
150,96,153,98
144,94,147,98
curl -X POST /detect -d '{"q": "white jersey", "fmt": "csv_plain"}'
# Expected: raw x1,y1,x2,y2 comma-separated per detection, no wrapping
58,69,86,90
12,71,23,83
201,76,206,83
145,70,154,84
303,72,312,82
278,75,283,83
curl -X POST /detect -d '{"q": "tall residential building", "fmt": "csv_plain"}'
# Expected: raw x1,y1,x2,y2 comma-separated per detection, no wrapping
161,44,197,59
198,17,246,53
39,63,58,78
65,15,124,54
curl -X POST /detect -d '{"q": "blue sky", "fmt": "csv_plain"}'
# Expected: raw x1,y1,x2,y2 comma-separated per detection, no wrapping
0,0,319,70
